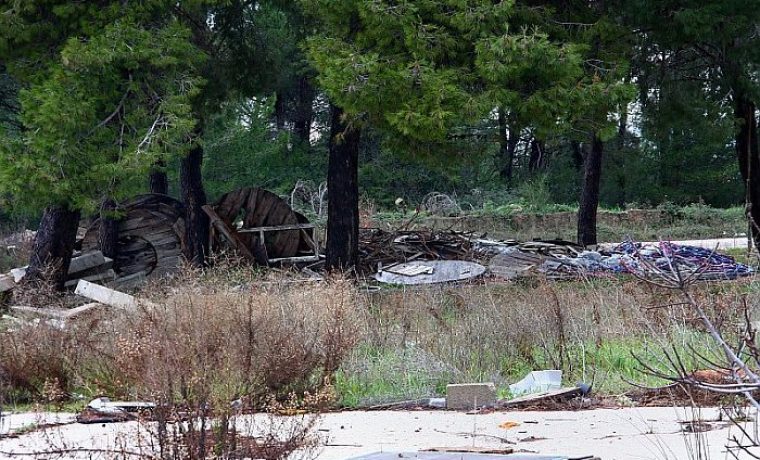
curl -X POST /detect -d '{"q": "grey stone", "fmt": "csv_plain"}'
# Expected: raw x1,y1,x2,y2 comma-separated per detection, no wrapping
446,382,496,410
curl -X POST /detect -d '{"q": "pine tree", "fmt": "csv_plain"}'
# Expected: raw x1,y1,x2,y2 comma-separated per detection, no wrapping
0,2,204,287
626,0,760,247
304,0,632,265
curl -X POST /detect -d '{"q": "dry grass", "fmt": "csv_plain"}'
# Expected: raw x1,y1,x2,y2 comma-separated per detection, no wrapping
0,267,360,408
1,260,758,409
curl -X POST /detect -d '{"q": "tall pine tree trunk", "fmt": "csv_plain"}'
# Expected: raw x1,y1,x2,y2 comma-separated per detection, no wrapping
577,135,604,246
528,138,545,172
497,109,517,183
98,198,118,259
735,94,760,249
181,140,209,267
274,91,286,131
326,105,360,271
293,75,314,146
26,204,81,290
149,159,168,195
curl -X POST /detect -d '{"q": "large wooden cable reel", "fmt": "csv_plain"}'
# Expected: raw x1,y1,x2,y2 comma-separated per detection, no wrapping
81,194,185,277
212,187,313,260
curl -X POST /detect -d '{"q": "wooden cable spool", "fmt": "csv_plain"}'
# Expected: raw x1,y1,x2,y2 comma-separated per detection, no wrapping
81,194,185,277
213,187,312,260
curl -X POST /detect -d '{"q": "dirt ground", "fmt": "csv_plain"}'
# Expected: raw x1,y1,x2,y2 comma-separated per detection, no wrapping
1,406,758,459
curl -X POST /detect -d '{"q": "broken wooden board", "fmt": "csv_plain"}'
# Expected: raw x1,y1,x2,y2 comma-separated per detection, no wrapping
63,269,116,289
213,187,311,260
375,260,486,285
10,303,103,320
67,251,107,277
385,264,435,276
74,280,139,310
202,205,260,264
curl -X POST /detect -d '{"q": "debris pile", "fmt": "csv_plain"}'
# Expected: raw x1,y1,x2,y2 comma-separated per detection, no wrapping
358,229,476,274
615,241,754,280
489,240,754,281
0,250,116,295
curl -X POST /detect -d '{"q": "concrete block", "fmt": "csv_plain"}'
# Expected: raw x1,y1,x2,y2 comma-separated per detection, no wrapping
446,382,496,410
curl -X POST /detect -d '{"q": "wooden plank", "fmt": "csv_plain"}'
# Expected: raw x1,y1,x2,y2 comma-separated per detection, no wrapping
74,280,139,310
67,257,114,280
10,306,69,319
64,269,116,289
268,255,321,263
202,205,259,263
238,223,316,233
216,188,250,222
109,270,148,291
10,303,104,320
247,189,277,228
67,251,106,276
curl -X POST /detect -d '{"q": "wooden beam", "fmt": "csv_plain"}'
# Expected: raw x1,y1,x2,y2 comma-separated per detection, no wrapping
237,223,315,233
74,280,139,310
64,269,116,289
67,251,107,277
10,303,103,320
201,205,261,264
268,255,321,263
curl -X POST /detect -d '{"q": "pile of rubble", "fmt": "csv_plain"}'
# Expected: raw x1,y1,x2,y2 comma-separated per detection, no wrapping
359,229,755,284
0,250,126,296
489,240,754,281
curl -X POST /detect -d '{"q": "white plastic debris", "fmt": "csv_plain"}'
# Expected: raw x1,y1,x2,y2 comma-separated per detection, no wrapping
509,370,562,396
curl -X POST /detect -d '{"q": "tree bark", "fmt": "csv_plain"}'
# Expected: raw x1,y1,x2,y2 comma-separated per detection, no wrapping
98,198,118,259
326,105,360,271
497,109,517,183
26,204,81,290
293,75,314,147
149,159,168,195
180,140,209,267
274,91,286,131
735,94,760,249
570,140,584,169
528,138,546,172
577,135,604,246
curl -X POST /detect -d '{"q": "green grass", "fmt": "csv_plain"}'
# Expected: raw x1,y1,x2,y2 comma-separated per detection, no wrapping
333,330,718,408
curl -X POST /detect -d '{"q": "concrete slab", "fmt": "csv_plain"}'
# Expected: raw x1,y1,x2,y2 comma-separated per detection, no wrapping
348,453,569,460
446,383,496,410
0,407,758,459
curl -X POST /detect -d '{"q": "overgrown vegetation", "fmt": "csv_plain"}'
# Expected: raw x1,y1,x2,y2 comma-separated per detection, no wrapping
2,263,756,411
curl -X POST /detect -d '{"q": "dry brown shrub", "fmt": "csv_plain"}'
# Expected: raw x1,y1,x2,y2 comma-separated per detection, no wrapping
0,320,99,401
